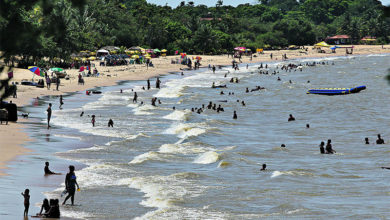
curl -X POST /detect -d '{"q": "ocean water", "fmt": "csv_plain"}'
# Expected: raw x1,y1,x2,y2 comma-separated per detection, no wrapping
1,54,390,219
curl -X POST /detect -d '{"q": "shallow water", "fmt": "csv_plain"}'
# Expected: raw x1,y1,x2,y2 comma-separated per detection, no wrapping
1,54,390,219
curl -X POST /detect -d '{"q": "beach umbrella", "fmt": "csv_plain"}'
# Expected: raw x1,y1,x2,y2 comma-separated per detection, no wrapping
146,49,153,53
314,41,330,47
50,67,64,72
131,55,139,59
153,49,161,53
88,56,96,61
28,66,44,77
161,49,167,52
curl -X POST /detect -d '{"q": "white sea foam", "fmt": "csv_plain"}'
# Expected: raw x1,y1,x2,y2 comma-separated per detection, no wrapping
158,142,209,154
132,104,156,115
163,110,191,121
129,151,166,164
193,151,220,164
126,172,206,211
164,122,207,139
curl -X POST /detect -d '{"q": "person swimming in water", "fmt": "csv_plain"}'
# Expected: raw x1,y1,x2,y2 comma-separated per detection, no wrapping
241,101,246,106
319,141,325,154
108,119,114,127
288,114,295,121
376,134,385,144
260,164,266,171
306,124,310,128
365,137,369,144
281,144,286,148
326,139,335,154
233,111,237,119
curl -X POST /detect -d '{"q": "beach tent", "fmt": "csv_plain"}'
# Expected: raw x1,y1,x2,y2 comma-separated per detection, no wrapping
97,49,109,57
234,47,246,51
314,41,330,48
50,67,63,72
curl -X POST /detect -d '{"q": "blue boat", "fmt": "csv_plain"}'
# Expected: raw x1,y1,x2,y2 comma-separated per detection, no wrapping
307,85,366,95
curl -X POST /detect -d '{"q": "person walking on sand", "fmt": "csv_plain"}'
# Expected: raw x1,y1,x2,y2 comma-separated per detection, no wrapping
21,189,30,216
62,165,80,206
56,77,60,91
46,76,51,90
47,103,52,129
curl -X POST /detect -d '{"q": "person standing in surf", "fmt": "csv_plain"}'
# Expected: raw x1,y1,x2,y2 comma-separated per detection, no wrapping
46,103,52,129
156,77,161,89
62,165,79,206
133,92,138,103
59,95,64,109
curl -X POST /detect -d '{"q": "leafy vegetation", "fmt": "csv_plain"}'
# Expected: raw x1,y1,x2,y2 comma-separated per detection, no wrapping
1,0,390,61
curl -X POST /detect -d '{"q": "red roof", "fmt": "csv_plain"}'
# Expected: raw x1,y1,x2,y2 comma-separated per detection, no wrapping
328,35,350,39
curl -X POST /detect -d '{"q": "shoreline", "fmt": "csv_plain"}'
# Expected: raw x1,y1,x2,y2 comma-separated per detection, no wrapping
1,45,389,176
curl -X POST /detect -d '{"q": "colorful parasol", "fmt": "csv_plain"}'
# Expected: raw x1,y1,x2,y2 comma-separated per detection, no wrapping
28,66,44,77
50,67,64,72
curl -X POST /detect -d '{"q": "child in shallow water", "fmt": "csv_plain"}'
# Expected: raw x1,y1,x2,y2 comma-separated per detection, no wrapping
21,189,30,216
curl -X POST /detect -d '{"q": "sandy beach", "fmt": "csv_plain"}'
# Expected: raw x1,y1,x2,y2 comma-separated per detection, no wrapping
0,44,389,176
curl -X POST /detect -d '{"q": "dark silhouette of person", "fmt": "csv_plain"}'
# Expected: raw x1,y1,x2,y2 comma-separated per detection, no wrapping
156,77,161,89
44,162,58,175
212,65,216,73
281,144,286,148
306,124,310,128
376,134,385,144
133,92,138,103
288,114,295,121
45,199,60,218
59,95,64,109
365,137,369,144
319,141,325,154
91,115,96,127
62,165,79,205
47,103,52,129
108,119,114,127
147,79,150,90
38,198,50,216
233,111,237,119
326,139,335,154
260,164,267,171
21,189,30,216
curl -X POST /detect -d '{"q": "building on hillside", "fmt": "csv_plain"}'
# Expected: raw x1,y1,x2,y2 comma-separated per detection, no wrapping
325,35,351,45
